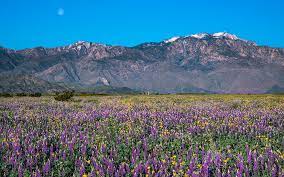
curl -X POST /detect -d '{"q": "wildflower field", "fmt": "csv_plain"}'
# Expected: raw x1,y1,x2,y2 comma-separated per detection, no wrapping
0,95,283,177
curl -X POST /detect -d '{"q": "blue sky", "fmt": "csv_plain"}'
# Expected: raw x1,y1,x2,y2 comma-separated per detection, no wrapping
0,0,284,49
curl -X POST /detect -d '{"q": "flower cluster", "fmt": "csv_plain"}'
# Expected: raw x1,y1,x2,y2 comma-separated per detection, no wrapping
0,95,283,176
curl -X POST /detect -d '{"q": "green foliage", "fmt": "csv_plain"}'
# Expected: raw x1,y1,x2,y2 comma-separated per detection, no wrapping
29,92,42,97
54,91,74,101
16,93,27,97
0,93,13,97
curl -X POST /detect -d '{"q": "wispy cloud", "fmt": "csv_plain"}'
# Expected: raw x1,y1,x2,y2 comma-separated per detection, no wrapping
57,8,65,16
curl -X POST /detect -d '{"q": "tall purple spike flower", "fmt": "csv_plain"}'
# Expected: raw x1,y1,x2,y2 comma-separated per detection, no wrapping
43,160,51,175
236,154,244,177
79,164,85,177
18,165,23,177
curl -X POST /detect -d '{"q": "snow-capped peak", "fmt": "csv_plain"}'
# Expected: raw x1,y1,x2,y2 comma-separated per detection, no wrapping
190,33,210,39
164,36,180,43
76,40,87,44
190,32,240,40
212,32,239,40
75,41,91,46
68,41,92,50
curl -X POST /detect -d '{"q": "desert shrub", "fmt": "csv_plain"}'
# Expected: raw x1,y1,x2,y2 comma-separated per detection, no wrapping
54,91,74,101
29,93,42,97
0,93,13,97
16,93,27,97
87,99,99,104
230,99,242,109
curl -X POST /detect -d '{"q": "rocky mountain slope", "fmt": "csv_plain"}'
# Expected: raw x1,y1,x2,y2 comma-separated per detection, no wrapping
1,32,284,93
0,74,66,93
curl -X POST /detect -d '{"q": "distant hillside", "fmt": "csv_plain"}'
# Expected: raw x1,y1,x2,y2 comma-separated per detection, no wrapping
266,85,284,94
0,74,66,93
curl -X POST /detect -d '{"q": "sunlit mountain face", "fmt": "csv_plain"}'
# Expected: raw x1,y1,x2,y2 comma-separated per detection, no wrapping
1,32,284,93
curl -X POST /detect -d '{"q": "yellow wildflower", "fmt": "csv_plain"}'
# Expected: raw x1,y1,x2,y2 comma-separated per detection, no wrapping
197,164,202,169
280,153,284,159
223,158,230,164
147,166,151,173
173,170,177,176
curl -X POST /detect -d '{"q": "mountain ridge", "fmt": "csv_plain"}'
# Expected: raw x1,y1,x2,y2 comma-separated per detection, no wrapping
1,32,284,93
0,32,263,52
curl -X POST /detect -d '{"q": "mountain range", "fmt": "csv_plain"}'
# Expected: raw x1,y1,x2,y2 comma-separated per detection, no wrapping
1,32,284,94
